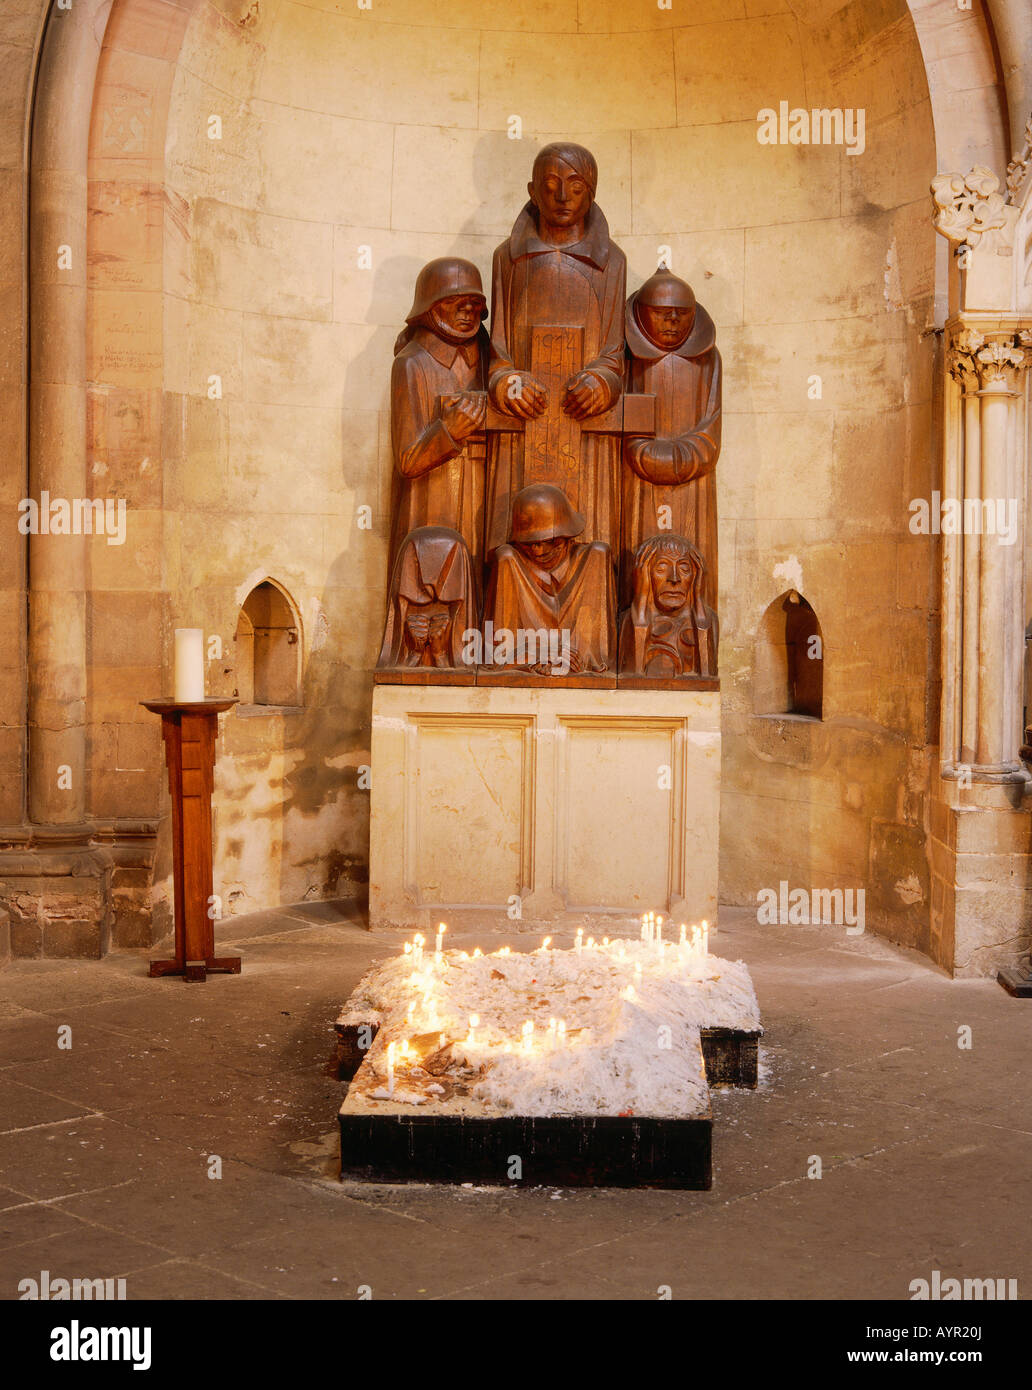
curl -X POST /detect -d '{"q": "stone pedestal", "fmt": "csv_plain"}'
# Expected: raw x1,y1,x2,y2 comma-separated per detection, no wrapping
928,776,1032,978
0,829,113,958
368,684,720,931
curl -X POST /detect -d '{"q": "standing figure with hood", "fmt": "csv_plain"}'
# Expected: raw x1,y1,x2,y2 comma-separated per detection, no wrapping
485,143,626,556
389,258,489,578
621,266,721,610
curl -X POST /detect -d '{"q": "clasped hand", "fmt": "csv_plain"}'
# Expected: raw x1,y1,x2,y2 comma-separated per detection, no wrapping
440,391,487,441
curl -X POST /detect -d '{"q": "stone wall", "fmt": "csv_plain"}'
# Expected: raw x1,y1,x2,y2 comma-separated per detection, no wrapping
118,0,938,943
5,0,1021,969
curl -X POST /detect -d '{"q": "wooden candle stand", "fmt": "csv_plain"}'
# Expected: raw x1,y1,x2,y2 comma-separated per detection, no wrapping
142,699,240,982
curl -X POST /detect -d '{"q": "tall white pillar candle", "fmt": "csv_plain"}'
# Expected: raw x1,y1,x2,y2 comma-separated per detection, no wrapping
174,628,204,703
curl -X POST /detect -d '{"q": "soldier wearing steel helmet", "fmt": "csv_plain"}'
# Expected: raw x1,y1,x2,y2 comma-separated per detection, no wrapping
389,257,490,579
485,483,616,675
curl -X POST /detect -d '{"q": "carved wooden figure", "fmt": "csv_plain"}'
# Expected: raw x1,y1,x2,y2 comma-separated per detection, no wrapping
618,535,718,678
377,526,478,670
485,484,615,674
390,258,488,574
484,144,626,554
622,268,721,608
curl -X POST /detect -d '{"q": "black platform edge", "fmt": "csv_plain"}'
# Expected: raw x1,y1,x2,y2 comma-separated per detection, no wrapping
338,1111,712,1189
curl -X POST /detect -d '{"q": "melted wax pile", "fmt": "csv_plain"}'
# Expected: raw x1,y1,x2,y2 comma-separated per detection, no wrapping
341,935,761,1119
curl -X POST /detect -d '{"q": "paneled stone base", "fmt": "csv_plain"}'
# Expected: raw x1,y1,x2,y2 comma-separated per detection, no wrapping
368,684,720,932
928,778,1032,978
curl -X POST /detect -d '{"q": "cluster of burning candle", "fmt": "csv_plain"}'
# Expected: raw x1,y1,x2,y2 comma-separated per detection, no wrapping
379,914,712,1096
640,912,709,956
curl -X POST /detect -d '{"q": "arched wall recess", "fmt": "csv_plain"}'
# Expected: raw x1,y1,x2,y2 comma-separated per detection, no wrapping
234,580,302,709
753,591,823,721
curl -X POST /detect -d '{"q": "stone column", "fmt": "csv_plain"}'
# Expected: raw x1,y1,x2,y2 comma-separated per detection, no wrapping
939,328,1031,778
930,157,1032,975
0,0,116,957
27,0,109,826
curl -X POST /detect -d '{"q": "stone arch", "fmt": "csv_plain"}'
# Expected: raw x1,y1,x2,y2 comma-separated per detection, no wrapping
234,577,303,708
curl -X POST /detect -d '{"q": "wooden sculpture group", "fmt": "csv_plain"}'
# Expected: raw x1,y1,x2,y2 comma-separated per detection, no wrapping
378,143,722,681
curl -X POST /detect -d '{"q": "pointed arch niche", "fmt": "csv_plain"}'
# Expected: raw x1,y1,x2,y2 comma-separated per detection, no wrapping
234,580,303,710
753,591,824,721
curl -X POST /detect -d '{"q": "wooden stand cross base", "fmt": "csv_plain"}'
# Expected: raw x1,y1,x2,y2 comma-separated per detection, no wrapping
142,699,241,982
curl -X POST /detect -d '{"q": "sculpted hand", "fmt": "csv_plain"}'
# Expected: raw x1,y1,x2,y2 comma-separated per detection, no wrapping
427,612,451,667
441,392,487,441
405,613,431,651
626,437,688,485
561,370,609,419
499,372,548,420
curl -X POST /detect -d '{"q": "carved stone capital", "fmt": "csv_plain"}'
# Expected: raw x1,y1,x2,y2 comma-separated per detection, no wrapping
932,166,1009,250
974,333,1029,389
947,327,1031,390
946,326,985,390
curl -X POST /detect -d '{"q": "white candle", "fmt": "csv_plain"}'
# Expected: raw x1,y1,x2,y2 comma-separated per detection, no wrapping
435,922,446,956
557,1019,566,1045
702,922,709,955
521,1019,534,1052
467,1013,479,1044
173,628,204,703
575,927,583,953
541,936,552,951
656,916,663,944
